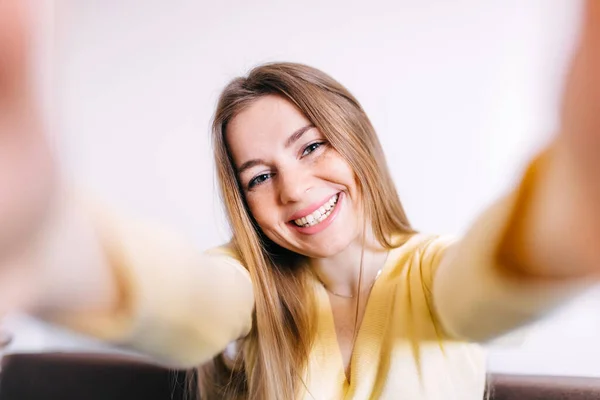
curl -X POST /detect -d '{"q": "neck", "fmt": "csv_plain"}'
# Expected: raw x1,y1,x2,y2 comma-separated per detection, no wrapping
309,230,389,297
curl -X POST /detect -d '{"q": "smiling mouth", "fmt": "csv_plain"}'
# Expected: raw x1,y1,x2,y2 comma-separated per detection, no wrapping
292,193,340,228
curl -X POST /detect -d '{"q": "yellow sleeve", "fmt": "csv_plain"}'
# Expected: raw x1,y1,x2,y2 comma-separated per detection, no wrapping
49,202,254,368
431,151,594,343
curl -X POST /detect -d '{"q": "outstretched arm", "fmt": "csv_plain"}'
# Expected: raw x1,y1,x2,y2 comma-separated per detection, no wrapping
0,1,254,367
433,0,600,342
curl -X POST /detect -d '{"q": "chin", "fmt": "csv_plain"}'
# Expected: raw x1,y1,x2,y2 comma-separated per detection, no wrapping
272,216,361,259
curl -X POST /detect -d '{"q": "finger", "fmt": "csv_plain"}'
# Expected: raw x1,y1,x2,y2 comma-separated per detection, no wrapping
560,0,600,160
582,0,599,39
0,0,30,105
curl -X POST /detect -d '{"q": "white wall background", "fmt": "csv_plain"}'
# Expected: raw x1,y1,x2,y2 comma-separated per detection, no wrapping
6,0,600,377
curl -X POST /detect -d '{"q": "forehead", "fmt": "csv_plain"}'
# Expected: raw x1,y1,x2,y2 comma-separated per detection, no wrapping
226,95,311,162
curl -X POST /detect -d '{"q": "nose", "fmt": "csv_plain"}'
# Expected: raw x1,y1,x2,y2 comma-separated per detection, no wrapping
278,166,311,205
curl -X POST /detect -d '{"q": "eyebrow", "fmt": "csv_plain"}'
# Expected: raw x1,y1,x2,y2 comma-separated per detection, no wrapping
285,124,315,149
237,124,315,175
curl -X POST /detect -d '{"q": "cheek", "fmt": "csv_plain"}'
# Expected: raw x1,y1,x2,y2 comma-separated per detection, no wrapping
245,192,277,229
322,152,363,214
321,151,358,191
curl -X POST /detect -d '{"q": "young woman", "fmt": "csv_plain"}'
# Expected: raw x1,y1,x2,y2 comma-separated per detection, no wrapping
1,1,600,399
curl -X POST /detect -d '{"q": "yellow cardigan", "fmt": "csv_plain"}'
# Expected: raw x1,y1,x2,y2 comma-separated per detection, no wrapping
303,234,485,399
52,156,592,399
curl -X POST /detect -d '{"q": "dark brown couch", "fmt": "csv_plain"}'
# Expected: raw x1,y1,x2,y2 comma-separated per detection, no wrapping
2,352,600,399
488,374,600,400
0,353,195,400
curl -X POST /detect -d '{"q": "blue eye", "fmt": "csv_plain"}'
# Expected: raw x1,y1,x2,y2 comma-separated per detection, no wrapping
248,173,271,189
302,142,325,157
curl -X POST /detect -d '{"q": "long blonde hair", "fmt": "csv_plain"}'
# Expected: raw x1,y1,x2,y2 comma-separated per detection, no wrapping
196,62,414,400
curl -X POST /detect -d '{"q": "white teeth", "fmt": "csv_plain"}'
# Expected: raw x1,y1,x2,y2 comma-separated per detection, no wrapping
293,193,339,228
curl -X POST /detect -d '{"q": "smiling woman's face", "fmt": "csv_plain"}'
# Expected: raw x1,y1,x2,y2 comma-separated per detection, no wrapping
226,95,363,258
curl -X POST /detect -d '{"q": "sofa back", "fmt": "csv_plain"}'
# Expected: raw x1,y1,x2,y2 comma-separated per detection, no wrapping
2,352,600,400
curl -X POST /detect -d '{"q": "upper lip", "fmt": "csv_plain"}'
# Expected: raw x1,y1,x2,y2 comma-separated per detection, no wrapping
288,193,339,221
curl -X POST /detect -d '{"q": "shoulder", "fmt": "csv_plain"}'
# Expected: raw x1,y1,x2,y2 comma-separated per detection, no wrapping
204,242,250,280
389,233,458,263
384,233,459,285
